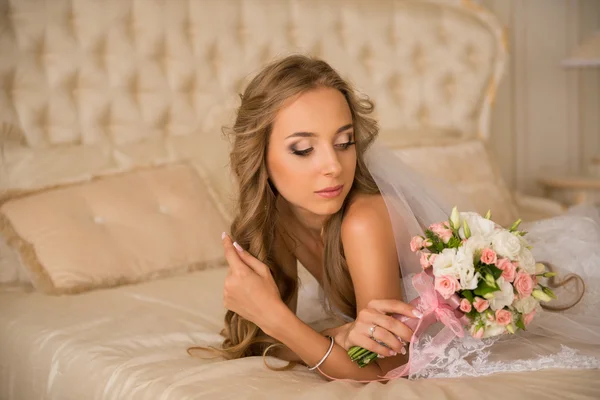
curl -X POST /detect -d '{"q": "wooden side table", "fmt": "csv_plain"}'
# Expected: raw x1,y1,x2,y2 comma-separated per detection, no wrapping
538,176,600,206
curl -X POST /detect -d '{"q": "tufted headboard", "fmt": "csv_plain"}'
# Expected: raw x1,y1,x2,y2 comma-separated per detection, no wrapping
0,0,506,207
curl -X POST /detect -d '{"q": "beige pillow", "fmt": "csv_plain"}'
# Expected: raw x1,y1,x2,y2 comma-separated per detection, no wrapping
392,139,520,227
0,163,229,294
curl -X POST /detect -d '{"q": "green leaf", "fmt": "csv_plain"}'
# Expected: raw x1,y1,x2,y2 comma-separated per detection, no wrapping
516,316,526,331
447,236,461,248
461,290,474,302
425,229,445,253
474,281,499,297
488,264,503,280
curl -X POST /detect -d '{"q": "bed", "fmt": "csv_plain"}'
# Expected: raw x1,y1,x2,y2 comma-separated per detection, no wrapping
0,0,597,398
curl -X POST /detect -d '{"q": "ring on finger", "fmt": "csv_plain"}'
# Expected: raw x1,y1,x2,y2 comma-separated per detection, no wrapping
369,324,378,340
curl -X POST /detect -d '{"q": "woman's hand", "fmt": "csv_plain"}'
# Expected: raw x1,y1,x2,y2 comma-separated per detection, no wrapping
341,299,421,357
221,233,284,330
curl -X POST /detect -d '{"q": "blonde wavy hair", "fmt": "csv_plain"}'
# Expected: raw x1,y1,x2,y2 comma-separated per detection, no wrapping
188,54,380,366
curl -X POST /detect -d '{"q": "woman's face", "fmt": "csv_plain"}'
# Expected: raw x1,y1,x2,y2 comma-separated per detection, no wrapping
267,86,357,219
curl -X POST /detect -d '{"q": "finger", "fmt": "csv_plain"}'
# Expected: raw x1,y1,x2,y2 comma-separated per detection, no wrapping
231,241,271,278
222,233,249,273
363,322,405,354
371,313,414,343
353,335,398,358
368,299,423,319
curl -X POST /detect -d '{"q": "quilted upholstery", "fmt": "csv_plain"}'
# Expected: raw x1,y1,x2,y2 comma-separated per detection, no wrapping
0,0,507,209
0,163,230,294
395,140,519,227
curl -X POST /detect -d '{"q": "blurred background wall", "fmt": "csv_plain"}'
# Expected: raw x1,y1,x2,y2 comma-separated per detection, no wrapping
480,0,600,194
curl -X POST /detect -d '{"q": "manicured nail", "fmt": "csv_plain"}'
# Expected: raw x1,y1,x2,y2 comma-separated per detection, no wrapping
377,354,385,359
412,310,423,319
233,242,243,252
221,232,227,240
389,350,397,356
400,347,407,356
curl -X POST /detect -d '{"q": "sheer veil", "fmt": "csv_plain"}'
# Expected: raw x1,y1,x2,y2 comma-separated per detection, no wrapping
363,142,600,379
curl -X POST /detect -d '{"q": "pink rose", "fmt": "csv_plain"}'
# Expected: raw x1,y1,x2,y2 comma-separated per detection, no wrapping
480,248,498,265
419,252,431,269
471,325,484,339
514,272,534,299
495,309,513,326
443,221,451,228
523,309,537,326
459,298,472,313
410,236,424,252
428,254,437,265
496,258,516,283
435,275,460,299
423,238,433,248
473,297,489,313
429,223,443,231
430,223,454,244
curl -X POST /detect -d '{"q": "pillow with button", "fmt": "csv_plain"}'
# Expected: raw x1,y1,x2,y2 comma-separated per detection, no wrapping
0,163,229,295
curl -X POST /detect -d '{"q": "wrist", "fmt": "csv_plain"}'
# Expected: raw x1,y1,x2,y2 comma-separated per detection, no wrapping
261,301,295,338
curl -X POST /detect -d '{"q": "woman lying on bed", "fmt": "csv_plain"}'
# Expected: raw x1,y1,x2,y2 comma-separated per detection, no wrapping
189,54,600,381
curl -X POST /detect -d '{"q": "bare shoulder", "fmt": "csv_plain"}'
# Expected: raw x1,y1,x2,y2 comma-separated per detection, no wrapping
341,193,393,240
341,193,403,310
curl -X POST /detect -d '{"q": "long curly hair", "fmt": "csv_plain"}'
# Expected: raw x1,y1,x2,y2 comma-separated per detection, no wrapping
189,54,380,364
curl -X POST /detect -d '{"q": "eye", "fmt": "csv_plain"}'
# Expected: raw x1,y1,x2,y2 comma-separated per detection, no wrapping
334,133,356,150
334,140,356,150
291,147,313,157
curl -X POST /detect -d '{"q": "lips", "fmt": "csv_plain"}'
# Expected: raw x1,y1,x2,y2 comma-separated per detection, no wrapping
315,184,343,194
315,184,344,199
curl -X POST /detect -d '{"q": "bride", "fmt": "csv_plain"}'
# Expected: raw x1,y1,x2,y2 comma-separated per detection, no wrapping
199,54,600,380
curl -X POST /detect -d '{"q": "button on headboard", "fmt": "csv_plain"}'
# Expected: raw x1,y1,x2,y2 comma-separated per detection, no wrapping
0,0,506,199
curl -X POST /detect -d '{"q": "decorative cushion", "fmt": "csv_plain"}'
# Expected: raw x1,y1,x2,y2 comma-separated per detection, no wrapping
0,163,229,294
392,139,519,227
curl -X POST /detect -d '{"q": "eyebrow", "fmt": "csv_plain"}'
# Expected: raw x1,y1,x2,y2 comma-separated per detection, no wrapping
285,123,354,139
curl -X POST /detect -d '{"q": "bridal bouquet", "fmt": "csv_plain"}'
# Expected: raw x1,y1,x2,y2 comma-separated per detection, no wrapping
349,207,557,368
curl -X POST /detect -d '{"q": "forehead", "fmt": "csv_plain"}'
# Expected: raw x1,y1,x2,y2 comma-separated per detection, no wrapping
271,87,352,137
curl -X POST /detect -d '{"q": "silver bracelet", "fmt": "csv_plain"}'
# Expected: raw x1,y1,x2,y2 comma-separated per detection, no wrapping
308,335,335,371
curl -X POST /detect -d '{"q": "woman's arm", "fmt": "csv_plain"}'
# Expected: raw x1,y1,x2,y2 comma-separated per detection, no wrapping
339,194,418,373
223,234,415,380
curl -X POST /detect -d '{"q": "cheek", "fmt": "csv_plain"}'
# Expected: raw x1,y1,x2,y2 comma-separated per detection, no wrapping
267,153,312,196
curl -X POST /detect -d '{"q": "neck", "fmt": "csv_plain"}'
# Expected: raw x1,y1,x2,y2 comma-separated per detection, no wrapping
278,198,327,240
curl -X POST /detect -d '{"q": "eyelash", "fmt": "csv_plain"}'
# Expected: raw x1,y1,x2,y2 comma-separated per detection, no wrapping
291,141,356,157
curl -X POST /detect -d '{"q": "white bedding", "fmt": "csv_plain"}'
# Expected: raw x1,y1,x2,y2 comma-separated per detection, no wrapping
1,267,599,400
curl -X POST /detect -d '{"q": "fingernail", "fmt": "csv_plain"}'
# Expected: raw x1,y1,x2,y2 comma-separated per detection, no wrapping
412,310,423,319
377,354,385,359
389,350,397,356
400,347,407,356
221,232,227,240
233,242,243,252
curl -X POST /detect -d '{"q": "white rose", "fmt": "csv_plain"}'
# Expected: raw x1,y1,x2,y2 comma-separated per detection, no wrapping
513,296,538,314
454,246,479,290
463,235,491,255
432,248,459,278
517,247,536,274
459,267,481,290
483,320,507,338
488,277,515,311
458,212,496,240
491,230,522,259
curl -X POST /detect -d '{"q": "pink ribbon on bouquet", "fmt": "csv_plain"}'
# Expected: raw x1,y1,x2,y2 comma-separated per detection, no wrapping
382,269,469,379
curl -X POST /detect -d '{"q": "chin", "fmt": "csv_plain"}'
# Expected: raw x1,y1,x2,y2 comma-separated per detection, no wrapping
311,197,346,216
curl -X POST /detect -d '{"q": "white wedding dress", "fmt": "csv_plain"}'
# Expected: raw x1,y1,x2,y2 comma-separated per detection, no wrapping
358,143,600,379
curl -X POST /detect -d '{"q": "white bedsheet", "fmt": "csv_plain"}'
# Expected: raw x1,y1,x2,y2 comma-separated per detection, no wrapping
1,268,599,400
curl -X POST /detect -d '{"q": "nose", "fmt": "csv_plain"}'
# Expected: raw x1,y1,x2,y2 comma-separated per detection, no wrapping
321,146,342,177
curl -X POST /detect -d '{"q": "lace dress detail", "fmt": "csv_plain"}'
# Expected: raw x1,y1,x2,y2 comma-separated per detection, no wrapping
411,336,600,379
